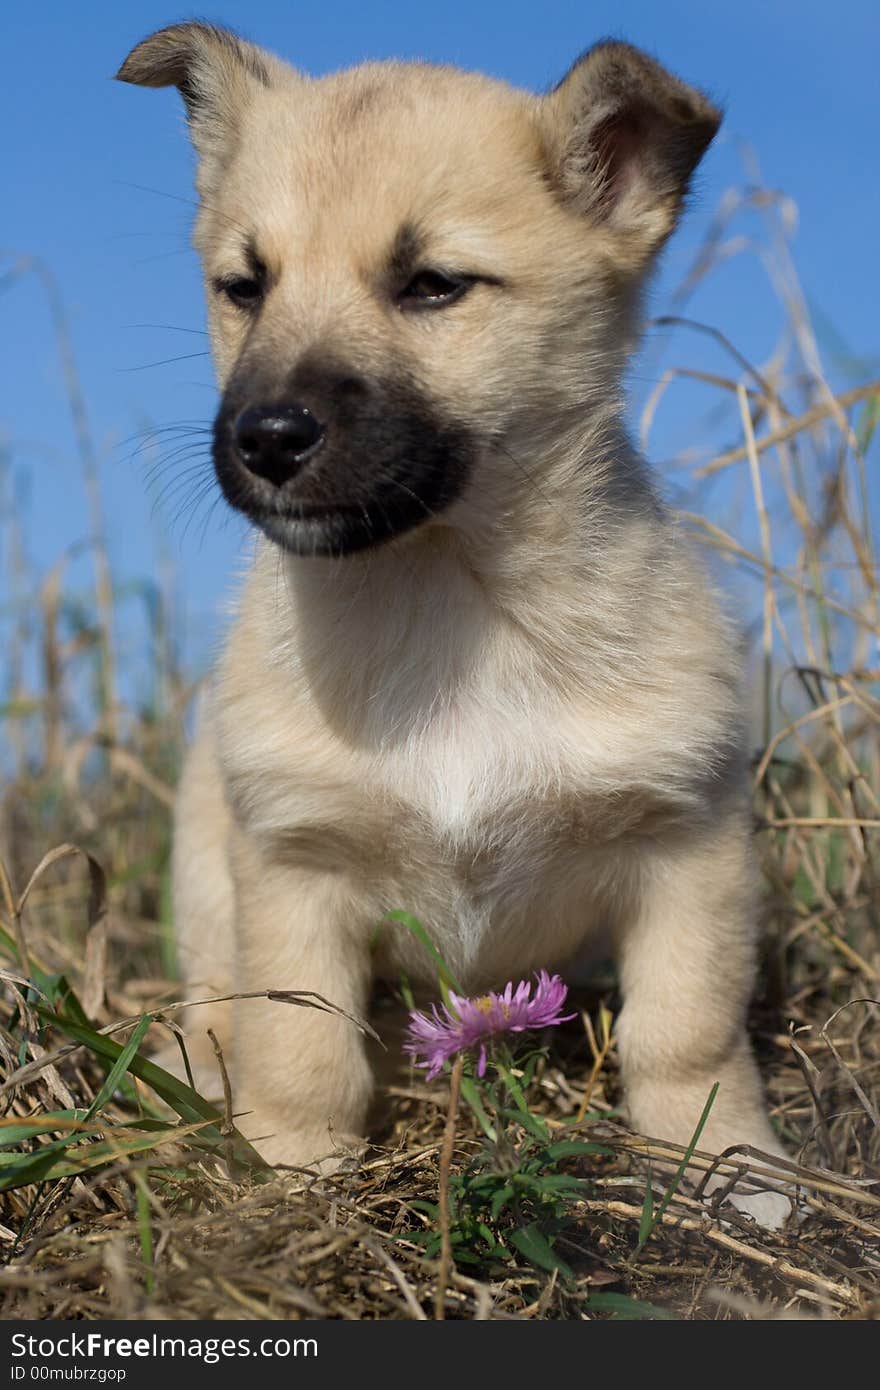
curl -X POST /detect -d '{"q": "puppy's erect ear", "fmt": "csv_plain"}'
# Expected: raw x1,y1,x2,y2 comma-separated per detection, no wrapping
544,40,721,260
116,23,289,188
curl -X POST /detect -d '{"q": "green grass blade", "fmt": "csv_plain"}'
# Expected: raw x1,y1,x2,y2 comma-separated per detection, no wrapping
638,1179,655,1247
0,1136,88,1191
0,1120,215,1190
134,1170,155,1295
636,1081,719,1253
0,1113,83,1148
35,1005,270,1173
381,911,464,997
83,1014,151,1121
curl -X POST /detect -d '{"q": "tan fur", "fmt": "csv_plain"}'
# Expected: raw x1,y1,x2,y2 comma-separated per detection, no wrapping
119,25,790,1225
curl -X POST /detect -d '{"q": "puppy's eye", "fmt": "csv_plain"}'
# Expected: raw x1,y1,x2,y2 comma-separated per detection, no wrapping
400,270,469,308
216,276,264,310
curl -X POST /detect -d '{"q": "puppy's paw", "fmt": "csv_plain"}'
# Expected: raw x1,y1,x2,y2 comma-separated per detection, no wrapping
246,1120,365,1175
701,1145,799,1230
722,1185,793,1230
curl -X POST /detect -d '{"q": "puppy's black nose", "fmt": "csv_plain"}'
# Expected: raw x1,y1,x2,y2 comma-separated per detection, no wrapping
233,405,325,485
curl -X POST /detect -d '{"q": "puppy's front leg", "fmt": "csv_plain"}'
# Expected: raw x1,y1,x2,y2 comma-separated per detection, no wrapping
230,829,374,1170
616,819,791,1227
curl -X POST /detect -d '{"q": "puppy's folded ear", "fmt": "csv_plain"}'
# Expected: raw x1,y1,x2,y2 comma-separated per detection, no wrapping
116,23,291,189
544,40,721,261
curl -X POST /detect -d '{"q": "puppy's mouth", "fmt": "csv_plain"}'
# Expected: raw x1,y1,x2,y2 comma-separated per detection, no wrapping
246,502,396,557
211,369,476,557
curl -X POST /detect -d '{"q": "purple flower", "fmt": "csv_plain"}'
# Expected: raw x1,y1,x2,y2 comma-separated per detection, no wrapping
404,971,575,1080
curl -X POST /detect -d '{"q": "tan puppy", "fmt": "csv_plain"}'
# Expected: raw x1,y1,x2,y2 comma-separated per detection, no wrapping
118,24,790,1224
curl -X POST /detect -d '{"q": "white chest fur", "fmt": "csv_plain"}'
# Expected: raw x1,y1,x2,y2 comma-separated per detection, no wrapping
218,536,732,978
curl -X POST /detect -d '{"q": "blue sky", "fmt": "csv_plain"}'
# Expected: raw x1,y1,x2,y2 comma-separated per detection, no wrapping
3,0,878,680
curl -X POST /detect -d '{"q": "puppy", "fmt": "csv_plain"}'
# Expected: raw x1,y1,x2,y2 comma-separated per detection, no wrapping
118,24,791,1225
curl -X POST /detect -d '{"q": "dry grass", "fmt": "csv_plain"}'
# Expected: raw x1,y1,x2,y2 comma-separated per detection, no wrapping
0,183,878,1320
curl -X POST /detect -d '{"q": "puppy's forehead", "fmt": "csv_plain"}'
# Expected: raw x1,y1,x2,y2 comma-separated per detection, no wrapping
211,62,549,263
